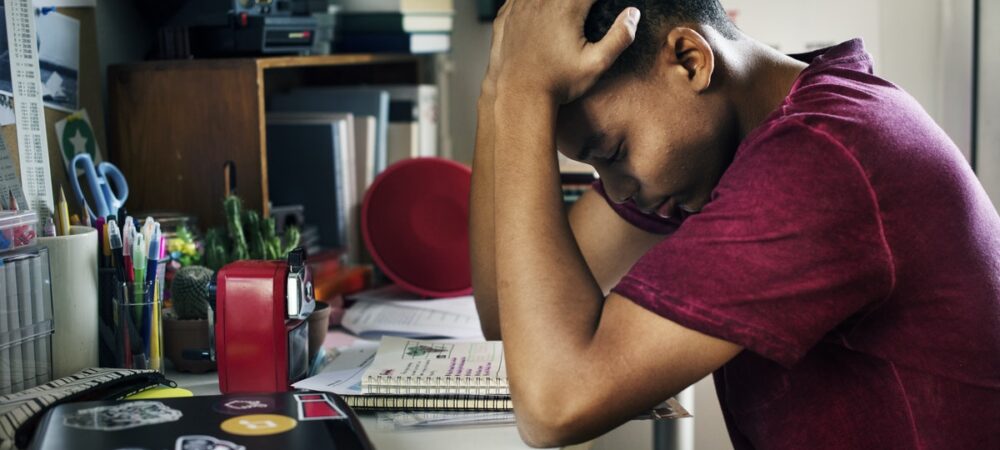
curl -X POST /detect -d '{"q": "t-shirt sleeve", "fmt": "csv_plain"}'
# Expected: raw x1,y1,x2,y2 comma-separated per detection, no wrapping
612,121,895,367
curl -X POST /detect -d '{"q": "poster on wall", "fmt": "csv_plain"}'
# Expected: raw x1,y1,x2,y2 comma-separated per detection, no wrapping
720,0,881,67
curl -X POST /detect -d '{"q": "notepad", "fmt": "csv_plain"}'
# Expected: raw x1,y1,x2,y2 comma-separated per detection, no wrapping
362,337,508,396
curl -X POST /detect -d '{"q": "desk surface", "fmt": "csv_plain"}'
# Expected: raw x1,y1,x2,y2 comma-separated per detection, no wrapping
169,370,591,450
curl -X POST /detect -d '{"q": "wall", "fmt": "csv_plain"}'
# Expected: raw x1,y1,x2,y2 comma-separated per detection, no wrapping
94,0,152,116
448,0,974,163
448,0,492,164
978,0,1000,209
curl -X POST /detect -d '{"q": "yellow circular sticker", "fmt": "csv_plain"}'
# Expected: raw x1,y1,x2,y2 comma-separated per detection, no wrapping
220,414,297,436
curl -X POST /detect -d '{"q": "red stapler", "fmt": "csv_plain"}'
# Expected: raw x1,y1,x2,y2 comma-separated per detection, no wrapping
215,248,315,393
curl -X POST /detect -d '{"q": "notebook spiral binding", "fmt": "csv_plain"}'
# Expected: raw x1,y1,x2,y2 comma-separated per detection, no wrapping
361,375,509,396
344,395,512,411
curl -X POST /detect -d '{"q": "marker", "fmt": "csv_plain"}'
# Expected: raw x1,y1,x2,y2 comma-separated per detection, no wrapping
42,217,56,237
132,233,146,324
108,219,126,283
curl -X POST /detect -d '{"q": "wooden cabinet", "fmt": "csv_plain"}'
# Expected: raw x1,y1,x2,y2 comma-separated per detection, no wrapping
108,55,421,227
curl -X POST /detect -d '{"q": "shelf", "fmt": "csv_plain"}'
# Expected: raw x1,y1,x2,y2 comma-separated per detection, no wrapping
108,54,422,229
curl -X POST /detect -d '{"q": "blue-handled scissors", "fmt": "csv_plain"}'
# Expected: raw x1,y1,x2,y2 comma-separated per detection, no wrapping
69,153,129,222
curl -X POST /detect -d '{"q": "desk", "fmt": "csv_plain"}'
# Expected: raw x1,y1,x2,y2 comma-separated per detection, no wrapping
168,370,593,450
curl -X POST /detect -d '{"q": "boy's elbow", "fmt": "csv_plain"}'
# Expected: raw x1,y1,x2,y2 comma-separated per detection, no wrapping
514,392,594,448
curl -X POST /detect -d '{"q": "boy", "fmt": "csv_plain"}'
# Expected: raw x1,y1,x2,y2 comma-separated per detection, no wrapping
470,0,1000,448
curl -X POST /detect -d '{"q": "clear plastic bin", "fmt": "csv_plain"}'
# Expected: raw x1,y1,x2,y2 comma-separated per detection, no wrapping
0,211,39,256
0,247,54,394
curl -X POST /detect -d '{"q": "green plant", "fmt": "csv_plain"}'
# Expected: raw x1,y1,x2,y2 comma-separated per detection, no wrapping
203,195,301,271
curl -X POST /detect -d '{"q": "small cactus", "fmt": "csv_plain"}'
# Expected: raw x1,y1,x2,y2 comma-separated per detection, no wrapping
224,196,249,261
171,265,214,320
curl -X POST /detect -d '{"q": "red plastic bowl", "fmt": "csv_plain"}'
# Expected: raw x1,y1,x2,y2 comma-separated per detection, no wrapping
361,158,473,298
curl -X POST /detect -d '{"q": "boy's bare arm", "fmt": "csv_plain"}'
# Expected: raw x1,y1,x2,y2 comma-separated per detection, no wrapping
488,1,742,447
470,4,662,340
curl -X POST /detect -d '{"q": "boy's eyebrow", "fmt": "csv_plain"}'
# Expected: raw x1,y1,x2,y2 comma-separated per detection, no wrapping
577,133,605,161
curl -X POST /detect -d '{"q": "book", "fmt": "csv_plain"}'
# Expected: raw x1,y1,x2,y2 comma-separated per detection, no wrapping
339,13,454,34
265,114,357,254
336,33,451,54
272,88,390,177
353,115,378,192
388,121,419,164
331,0,454,14
295,336,692,416
362,337,508,396
381,85,439,158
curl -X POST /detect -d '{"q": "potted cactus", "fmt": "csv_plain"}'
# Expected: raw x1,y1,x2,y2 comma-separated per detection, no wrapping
163,196,302,373
204,196,300,271
164,266,216,373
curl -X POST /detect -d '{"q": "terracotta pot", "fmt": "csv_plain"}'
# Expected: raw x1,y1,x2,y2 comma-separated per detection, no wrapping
307,301,332,363
163,317,216,373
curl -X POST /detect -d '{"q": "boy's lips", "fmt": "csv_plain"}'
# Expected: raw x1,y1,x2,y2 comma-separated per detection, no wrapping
655,197,677,219
639,197,677,219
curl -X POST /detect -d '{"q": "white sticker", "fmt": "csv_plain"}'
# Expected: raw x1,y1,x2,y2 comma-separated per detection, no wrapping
174,435,245,450
63,401,183,431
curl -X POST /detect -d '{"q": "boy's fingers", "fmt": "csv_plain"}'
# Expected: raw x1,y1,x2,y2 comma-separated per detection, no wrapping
585,7,640,74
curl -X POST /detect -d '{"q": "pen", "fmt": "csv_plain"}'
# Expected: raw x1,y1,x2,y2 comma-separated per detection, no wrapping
109,219,126,283
144,231,159,305
57,187,71,236
7,191,16,211
94,217,106,261
143,224,161,355
132,234,146,321
142,217,155,248
123,218,134,282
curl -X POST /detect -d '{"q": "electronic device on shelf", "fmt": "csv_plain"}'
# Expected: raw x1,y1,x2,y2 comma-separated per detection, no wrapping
155,0,323,58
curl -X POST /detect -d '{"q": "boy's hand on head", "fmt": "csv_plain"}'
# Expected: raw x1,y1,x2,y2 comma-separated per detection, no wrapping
494,0,639,104
482,0,514,98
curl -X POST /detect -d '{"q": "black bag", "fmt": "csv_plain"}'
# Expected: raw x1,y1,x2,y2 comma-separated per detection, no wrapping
0,368,167,450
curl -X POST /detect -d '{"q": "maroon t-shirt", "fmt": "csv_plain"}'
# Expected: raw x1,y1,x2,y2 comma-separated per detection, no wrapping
598,39,1000,449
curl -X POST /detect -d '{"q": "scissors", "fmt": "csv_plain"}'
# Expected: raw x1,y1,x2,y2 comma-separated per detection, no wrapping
69,153,129,222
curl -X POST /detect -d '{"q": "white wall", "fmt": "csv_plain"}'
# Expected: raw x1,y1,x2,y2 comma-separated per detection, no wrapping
978,0,1000,209
450,0,974,164
448,0,492,164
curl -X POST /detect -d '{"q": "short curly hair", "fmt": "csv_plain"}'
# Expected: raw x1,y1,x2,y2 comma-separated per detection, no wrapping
584,0,737,77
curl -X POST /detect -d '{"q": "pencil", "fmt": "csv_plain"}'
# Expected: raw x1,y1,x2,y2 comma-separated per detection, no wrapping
57,187,71,236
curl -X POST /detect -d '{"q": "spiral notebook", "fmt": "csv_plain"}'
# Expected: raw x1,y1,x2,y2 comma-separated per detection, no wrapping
362,337,508,396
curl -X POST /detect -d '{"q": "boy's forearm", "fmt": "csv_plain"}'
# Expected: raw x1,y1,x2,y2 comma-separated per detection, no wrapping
470,91,502,340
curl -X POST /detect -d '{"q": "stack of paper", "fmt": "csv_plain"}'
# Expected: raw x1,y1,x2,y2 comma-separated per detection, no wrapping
342,286,483,340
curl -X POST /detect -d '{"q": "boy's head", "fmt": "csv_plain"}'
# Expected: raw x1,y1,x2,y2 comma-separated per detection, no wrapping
557,0,742,218
584,0,738,78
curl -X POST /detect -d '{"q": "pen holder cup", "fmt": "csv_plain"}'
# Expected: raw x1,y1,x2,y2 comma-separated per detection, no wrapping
110,281,164,373
38,225,98,379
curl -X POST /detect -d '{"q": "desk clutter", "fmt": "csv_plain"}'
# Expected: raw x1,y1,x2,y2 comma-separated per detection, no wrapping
28,391,373,450
0,211,54,396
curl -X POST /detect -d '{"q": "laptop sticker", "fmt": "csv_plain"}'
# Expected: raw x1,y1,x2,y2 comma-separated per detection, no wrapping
63,401,183,431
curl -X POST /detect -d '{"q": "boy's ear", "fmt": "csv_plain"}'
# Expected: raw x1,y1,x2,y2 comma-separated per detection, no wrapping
660,27,715,93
